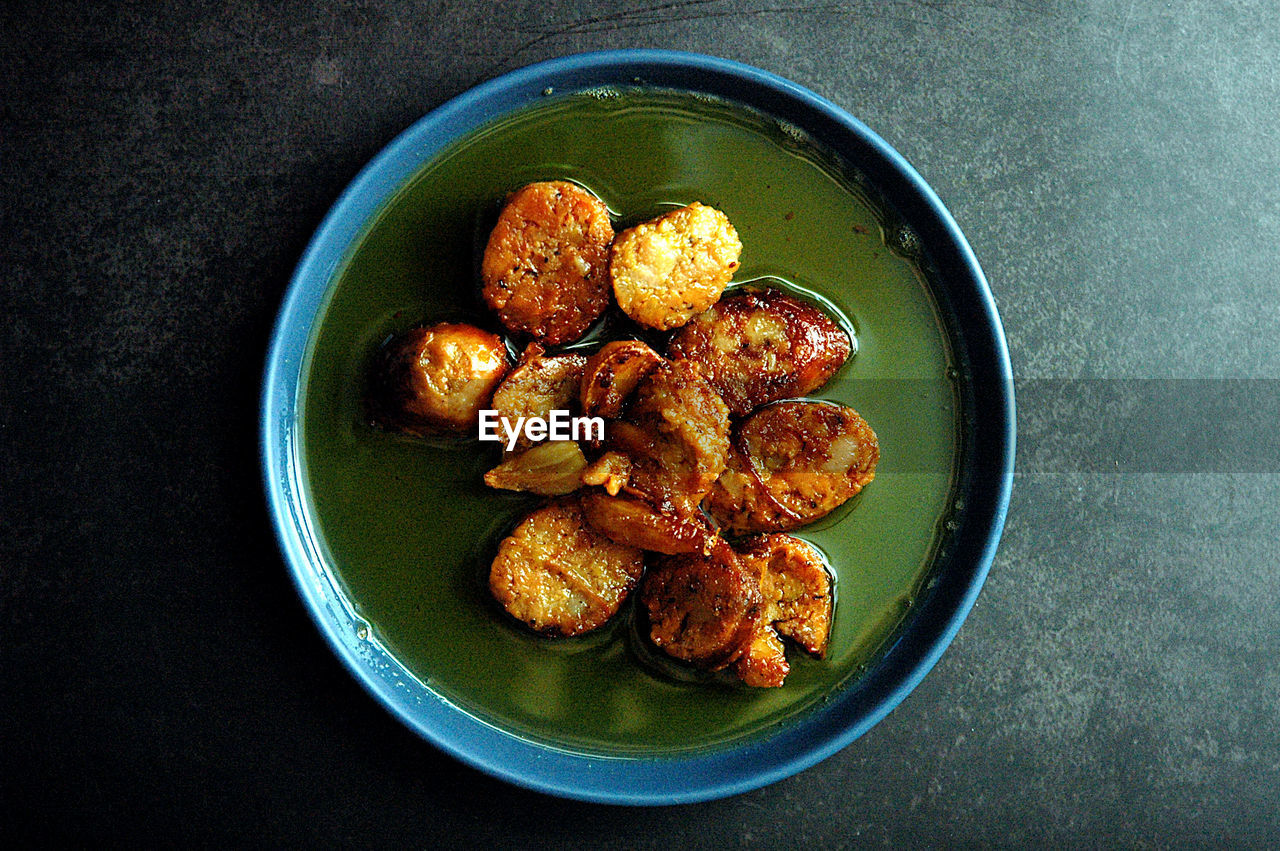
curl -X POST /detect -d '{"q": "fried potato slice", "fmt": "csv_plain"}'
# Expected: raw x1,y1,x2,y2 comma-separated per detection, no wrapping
609,202,742,331
640,541,761,669
667,288,852,416
578,339,664,419
489,499,644,637
481,181,614,345
489,343,587,452
738,533,833,657
366,321,509,435
706,401,878,533
580,490,714,555
484,441,588,496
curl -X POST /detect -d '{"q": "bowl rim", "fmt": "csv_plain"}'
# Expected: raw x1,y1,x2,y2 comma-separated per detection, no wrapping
261,48,1015,805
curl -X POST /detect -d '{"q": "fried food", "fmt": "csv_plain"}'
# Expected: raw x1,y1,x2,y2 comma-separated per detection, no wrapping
484,441,588,496
580,490,714,555
706,401,878,533
489,499,644,637
609,202,742,331
640,541,761,669
733,622,790,688
578,339,664,419
481,181,615,345
489,343,587,452
366,321,509,435
738,534,832,657
667,288,852,416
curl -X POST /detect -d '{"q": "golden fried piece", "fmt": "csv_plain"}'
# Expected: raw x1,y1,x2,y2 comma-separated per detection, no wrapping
484,441,588,496
609,361,730,516
640,541,761,670
489,499,644,637
366,321,509,435
706,401,878,533
481,181,615,345
734,623,789,688
580,490,714,555
667,288,852,416
578,340,664,419
579,450,631,496
609,202,742,331
489,343,587,452
738,534,833,657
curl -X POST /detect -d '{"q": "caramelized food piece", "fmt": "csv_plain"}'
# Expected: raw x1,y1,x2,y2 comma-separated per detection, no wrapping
578,340,664,419
366,321,508,435
608,360,730,516
738,534,833,657
579,450,631,496
734,623,789,688
484,441,588,496
489,499,644,637
489,343,587,451
667,288,852,416
580,490,714,555
609,202,742,331
706,401,878,533
481,181,615,345
640,541,761,669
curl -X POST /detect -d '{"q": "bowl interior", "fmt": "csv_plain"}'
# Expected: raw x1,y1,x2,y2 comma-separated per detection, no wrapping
262,50,1013,804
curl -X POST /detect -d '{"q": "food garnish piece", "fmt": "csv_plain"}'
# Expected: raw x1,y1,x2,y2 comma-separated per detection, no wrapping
481,180,615,345
366,321,509,435
639,541,762,670
580,490,715,555
489,343,587,452
667,288,852,416
489,499,644,637
484,441,588,496
706,400,878,533
578,339,664,419
609,202,742,331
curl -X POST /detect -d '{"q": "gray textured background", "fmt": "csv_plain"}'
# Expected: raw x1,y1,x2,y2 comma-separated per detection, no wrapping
4,1,1278,845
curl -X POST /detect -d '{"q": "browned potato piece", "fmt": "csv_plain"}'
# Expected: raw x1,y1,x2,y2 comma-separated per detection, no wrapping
706,401,878,533
484,441,588,496
580,491,714,555
667,288,852,416
366,321,509,435
734,623,789,688
481,181,614,345
640,541,761,669
609,202,742,331
609,360,730,516
578,340,663,419
489,499,644,637
489,343,587,451
738,534,833,657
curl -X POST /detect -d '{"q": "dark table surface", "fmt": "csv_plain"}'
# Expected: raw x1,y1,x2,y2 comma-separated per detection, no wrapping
5,1,1279,845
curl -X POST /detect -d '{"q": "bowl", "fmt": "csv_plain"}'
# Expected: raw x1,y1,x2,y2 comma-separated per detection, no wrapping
261,50,1014,804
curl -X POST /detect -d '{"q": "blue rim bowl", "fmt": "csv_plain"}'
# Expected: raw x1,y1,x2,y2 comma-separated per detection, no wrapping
261,49,1015,805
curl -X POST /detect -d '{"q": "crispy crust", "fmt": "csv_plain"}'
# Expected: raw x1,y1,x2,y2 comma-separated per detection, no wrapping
609,202,742,331
366,322,509,435
640,541,762,669
578,340,664,420
667,288,851,416
481,181,614,345
488,499,645,637
738,533,833,658
489,343,586,451
706,401,878,533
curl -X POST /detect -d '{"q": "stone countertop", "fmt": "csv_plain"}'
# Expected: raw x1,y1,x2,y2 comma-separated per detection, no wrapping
4,1,1278,844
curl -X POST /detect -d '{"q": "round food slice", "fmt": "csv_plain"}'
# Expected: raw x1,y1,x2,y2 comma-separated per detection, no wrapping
706,400,879,533
366,321,509,435
481,181,615,345
489,343,586,452
667,288,852,416
733,623,789,688
639,541,761,670
489,499,644,637
580,490,715,555
609,202,742,331
578,339,664,419
738,533,833,657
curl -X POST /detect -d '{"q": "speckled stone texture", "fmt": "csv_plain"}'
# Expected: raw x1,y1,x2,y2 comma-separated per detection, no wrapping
3,1,1278,845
